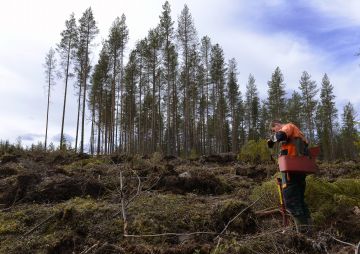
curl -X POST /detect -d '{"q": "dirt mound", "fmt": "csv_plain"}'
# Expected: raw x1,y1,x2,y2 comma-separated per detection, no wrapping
0,173,41,205
278,231,325,254
0,154,19,164
47,235,82,254
212,200,256,234
0,172,105,205
25,176,105,203
200,153,237,164
235,164,275,181
0,164,18,177
155,171,230,195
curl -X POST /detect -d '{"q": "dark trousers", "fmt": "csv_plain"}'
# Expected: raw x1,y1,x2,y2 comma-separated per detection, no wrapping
281,172,311,222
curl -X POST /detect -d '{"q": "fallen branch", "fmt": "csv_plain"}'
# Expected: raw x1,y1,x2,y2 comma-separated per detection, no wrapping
79,241,100,254
255,208,281,217
325,233,357,248
215,195,264,240
23,213,57,237
124,231,217,238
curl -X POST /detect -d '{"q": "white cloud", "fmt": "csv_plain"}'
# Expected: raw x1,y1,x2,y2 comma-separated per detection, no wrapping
308,0,360,25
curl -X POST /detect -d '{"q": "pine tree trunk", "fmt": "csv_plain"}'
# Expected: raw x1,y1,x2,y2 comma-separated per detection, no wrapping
60,41,71,150
80,33,90,154
75,79,82,153
44,76,51,151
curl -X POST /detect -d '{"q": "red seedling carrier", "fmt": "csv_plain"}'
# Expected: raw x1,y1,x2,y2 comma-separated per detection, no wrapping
278,146,320,173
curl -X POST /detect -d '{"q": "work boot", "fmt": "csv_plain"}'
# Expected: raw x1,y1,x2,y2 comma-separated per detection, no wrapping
293,216,311,234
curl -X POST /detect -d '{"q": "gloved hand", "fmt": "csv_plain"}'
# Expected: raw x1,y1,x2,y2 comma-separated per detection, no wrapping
267,139,275,148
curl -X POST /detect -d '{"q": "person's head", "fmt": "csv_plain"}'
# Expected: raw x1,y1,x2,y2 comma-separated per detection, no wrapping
269,120,283,133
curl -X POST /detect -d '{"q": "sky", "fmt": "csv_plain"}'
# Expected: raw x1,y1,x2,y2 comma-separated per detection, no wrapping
0,0,359,147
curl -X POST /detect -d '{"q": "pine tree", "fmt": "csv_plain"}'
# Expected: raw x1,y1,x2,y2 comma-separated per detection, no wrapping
147,28,162,153
210,44,227,152
200,36,212,154
177,4,197,157
298,71,318,144
77,7,99,154
57,13,78,150
123,51,138,153
187,44,201,154
43,48,57,151
267,67,286,121
159,1,176,155
135,39,148,154
106,15,129,153
90,43,110,154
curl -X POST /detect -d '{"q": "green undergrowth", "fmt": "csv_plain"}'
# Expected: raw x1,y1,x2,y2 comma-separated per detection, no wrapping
127,193,212,238
0,197,122,253
251,175,360,226
64,157,112,170
237,139,272,163
305,176,360,225
0,194,252,252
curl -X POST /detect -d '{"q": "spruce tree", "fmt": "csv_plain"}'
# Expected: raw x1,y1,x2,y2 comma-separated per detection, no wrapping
245,74,260,141
341,102,359,160
318,74,337,160
258,100,269,140
287,91,302,127
267,67,286,121
227,58,240,153
298,71,318,143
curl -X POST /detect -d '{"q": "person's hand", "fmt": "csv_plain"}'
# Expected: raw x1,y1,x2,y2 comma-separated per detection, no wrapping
267,139,275,148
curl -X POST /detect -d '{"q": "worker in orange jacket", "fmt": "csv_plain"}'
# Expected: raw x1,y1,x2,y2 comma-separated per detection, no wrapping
267,120,312,233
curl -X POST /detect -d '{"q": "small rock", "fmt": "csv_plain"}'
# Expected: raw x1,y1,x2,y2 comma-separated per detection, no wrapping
179,171,191,178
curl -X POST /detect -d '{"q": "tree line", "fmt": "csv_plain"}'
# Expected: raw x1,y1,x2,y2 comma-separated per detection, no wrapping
43,2,360,161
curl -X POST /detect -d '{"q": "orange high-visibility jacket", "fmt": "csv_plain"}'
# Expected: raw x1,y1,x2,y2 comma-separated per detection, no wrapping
279,123,308,156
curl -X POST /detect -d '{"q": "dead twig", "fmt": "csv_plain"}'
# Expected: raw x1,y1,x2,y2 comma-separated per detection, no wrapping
112,169,143,218
124,169,141,207
119,167,128,235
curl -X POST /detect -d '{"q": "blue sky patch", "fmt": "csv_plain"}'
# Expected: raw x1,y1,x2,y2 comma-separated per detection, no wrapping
238,1,360,63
